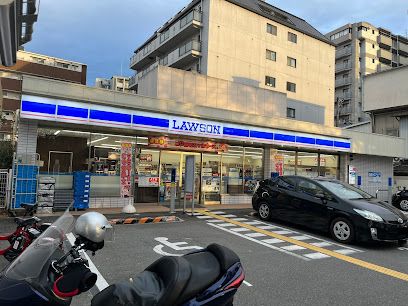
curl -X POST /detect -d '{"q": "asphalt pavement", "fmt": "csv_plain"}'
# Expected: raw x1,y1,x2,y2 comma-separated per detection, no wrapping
1,209,408,305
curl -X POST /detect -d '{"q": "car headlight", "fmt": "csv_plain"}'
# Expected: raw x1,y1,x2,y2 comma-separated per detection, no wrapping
353,209,383,222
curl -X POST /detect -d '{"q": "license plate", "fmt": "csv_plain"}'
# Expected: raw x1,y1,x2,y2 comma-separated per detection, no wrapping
13,240,20,250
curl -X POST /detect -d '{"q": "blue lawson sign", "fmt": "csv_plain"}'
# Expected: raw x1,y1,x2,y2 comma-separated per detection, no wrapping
20,94,352,152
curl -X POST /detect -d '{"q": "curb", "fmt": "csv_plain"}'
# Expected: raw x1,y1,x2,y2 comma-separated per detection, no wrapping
109,215,182,225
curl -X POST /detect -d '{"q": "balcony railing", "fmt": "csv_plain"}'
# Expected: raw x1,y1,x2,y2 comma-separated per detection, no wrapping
335,63,352,72
129,75,137,89
335,77,352,87
337,93,352,101
130,9,202,70
336,48,352,58
338,105,352,115
179,40,201,56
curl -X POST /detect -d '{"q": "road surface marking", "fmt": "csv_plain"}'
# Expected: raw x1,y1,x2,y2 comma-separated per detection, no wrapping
223,214,237,218
218,223,238,227
290,235,312,241
67,233,109,291
232,218,249,221
281,245,306,251
231,227,251,232
153,237,203,257
262,238,284,244
310,241,332,247
273,230,295,235
200,210,408,282
207,219,225,223
245,232,267,238
334,249,358,255
304,253,331,259
196,215,213,219
243,280,253,287
257,225,278,230
209,223,309,261
244,221,264,225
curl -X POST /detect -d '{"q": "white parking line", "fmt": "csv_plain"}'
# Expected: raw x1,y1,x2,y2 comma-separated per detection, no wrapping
243,280,253,287
223,214,237,218
231,227,251,232
290,235,311,241
262,238,284,244
245,232,267,238
196,215,213,219
273,230,295,235
310,242,332,247
208,223,309,261
67,233,109,291
257,225,277,230
207,219,225,223
281,245,306,251
218,223,237,227
231,218,248,221
304,252,330,259
334,249,357,255
244,221,264,225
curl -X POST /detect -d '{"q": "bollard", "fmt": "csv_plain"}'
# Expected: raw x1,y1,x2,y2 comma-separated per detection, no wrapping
388,177,393,205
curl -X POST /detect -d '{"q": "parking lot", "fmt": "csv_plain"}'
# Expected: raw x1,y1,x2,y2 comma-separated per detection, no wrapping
2,209,408,305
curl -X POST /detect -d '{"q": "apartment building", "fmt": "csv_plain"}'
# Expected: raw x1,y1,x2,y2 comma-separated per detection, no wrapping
0,50,87,139
129,0,336,127
95,76,131,93
326,22,408,127
0,0,39,66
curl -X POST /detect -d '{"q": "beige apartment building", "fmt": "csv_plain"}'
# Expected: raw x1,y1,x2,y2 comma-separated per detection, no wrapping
95,76,132,93
129,0,336,127
326,22,408,127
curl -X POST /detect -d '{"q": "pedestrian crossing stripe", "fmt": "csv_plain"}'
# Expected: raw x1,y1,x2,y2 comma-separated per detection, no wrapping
198,210,408,283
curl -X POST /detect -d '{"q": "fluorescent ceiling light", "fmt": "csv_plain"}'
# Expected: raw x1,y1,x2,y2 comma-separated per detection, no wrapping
89,137,108,144
101,143,121,147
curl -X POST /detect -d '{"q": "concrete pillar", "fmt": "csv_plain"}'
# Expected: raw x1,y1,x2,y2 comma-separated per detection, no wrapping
399,116,408,144
339,153,350,183
16,119,38,158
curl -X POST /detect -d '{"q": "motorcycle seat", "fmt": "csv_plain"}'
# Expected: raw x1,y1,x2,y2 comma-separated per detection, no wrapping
21,203,38,210
14,216,40,227
91,244,240,306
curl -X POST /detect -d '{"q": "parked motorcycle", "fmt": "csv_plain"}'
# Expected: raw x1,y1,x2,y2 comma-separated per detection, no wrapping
0,203,51,262
0,209,244,306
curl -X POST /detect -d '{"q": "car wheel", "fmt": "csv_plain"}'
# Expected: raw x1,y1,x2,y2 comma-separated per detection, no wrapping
330,217,355,244
398,198,408,211
258,202,271,221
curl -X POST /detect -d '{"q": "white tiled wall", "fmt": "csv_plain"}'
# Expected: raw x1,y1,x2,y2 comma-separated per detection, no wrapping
17,119,38,156
89,197,133,209
221,194,252,205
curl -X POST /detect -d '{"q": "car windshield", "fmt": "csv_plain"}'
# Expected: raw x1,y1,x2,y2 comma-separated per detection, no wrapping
318,180,373,200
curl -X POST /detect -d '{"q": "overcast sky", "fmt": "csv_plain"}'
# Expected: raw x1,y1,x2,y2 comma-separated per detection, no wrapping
26,0,408,85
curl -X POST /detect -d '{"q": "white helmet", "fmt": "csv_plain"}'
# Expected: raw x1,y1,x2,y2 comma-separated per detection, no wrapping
74,212,111,243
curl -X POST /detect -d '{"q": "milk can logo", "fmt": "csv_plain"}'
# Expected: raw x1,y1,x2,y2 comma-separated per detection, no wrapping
171,118,222,135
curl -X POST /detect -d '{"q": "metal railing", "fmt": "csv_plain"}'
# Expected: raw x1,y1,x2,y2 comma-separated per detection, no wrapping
179,40,202,56
335,63,352,72
336,48,352,58
335,77,352,87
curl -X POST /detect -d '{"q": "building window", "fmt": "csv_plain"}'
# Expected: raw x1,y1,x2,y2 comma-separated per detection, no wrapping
287,108,295,118
287,82,296,92
330,28,350,41
267,23,277,35
266,49,276,61
287,57,296,68
358,26,368,31
372,30,375,34
265,76,276,87
288,32,297,43
372,44,375,48
372,58,375,63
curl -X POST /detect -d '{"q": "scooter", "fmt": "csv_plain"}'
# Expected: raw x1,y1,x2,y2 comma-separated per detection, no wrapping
0,209,244,306
0,203,50,262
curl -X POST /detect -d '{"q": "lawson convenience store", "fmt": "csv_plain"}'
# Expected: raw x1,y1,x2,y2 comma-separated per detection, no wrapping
15,94,351,209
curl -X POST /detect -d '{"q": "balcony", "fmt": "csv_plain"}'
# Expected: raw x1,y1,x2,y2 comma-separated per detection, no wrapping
336,93,352,101
335,63,352,73
377,63,392,72
377,34,392,49
338,104,352,115
399,55,408,66
130,9,202,71
336,48,352,58
335,77,352,87
169,40,202,69
377,49,392,62
398,41,408,56
128,75,137,90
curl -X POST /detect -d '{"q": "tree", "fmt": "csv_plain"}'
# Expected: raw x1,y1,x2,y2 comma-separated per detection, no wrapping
0,141,14,169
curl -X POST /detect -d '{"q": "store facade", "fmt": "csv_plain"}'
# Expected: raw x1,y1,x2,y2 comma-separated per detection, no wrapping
14,94,350,209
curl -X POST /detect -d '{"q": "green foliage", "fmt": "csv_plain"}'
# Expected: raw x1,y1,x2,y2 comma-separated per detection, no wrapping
0,141,14,169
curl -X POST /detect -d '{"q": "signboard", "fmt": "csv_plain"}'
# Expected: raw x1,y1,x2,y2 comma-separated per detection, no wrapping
140,154,152,162
149,137,228,153
184,155,196,193
20,95,352,152
120,143,133,197
368,171,382,183
348,165,357,185
274,154,284,176
138,176,159,187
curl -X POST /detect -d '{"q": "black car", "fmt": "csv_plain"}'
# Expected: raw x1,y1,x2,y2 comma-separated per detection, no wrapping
392,188,408,211
252,176,408,244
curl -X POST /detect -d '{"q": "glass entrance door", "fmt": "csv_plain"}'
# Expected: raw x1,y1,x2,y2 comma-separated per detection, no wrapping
159,151,201,206
201,154,221,205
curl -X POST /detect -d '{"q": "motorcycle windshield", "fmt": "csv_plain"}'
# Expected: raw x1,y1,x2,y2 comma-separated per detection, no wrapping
4,209,75,281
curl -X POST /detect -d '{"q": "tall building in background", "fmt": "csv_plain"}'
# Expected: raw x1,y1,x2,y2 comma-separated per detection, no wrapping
0,0,39,66
326,22,408,127
95,76,131,93
0,50,87,140
129,0,336,127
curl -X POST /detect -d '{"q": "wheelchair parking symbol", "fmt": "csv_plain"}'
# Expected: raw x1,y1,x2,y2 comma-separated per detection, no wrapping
153,237,203,256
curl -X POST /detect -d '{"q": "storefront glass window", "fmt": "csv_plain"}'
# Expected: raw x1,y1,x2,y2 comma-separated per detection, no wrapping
319,154,339,179
244,148,264,193
135,149,160,203
201,154,221,204
271,150,296,176
221,146,244,194
159,151,181,202
297,152,319,178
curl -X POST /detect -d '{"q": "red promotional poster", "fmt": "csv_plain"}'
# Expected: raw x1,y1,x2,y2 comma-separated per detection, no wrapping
120,143,133,197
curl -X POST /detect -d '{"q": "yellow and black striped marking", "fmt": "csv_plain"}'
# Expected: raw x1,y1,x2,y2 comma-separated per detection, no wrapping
109,215,181,225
